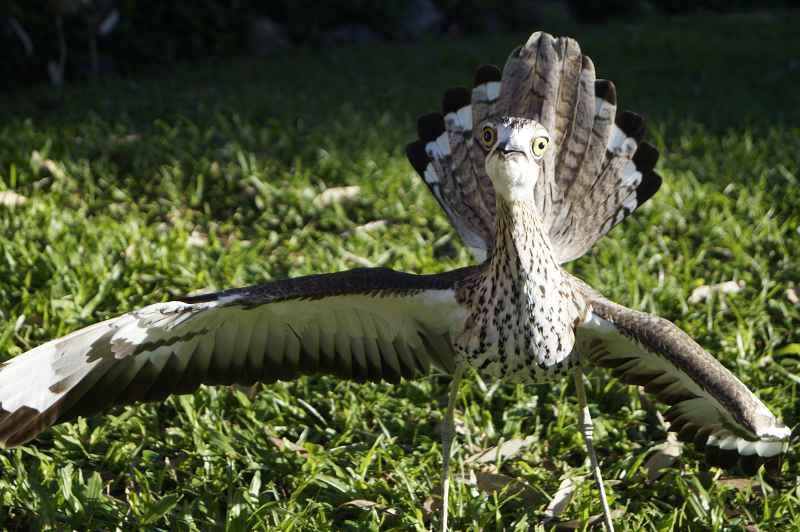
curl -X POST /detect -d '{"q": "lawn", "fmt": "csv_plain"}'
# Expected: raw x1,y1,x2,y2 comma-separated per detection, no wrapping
1,9,800,531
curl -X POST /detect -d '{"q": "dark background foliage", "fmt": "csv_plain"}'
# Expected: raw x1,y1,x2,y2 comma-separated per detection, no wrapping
1,0,795,90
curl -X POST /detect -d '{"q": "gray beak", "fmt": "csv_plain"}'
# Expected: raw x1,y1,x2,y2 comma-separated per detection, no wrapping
495,140,526,156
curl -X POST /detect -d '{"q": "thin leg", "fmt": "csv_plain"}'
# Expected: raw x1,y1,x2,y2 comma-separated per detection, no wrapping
441,365,464,532
573,366,615,532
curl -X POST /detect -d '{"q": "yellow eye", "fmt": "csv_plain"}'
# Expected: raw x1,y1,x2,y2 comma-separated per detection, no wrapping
480,126,496,149
532,136,549,157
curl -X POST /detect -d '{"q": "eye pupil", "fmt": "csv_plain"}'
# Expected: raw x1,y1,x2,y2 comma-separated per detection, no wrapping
532,137,548,155
481,127,494,147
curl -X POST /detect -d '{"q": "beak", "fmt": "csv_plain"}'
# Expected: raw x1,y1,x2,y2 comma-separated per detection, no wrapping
495,140,526,156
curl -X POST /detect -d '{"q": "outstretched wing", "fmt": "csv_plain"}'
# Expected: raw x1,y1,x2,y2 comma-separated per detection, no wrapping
574,279,790,474
0,267,473,447
407,32,661,264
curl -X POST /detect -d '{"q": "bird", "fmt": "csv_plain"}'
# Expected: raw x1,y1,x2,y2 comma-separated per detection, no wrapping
0,31,790,531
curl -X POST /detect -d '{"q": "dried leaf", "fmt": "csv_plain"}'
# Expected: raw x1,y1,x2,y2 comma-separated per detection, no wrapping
466,435,536,465
268,436,308,456
45,159,66,180
341,219,389,236
688,280,744,304
31,150,67,180
718,477,764,495
336,499,399,521
313,185,361,208
434,414,469,439
340,249,392,268
473,472,539,505
554,508,626,530
340,499,396,513
355,220,388,232
0,191,28,207
542,475,585,521
786,287,799,305
187,229,208,248
422,495,441,521
645,433,683,482
339,249,374,268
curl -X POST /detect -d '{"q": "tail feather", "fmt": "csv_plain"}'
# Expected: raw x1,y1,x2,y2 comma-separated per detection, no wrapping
406,31,662,264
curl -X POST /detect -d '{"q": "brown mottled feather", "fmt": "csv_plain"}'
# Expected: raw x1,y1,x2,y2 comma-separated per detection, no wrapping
407,31,661,264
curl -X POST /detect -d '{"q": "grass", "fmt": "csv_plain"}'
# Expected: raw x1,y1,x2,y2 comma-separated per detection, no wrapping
1,9,800,531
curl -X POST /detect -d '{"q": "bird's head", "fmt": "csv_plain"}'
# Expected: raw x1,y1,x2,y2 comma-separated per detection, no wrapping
479,116,550,202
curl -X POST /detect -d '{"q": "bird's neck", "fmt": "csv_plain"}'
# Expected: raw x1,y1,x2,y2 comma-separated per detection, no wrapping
489,196,561,280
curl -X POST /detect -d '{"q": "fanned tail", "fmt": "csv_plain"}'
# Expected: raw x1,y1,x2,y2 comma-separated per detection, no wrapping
407,31,662,264
406,65,502,261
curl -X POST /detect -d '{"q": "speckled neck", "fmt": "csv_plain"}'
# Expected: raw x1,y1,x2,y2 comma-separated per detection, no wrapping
452,195,585,384
489,197,560,281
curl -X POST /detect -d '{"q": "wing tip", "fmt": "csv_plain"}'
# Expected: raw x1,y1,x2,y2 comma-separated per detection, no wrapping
704,444,785,477
676,423,790,476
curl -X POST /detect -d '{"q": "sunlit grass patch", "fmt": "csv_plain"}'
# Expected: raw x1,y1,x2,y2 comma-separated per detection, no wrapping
1,10,799,531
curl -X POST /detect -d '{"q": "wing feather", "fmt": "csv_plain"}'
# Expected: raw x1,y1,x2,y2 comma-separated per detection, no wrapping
0,267,474,447
575,280,789,474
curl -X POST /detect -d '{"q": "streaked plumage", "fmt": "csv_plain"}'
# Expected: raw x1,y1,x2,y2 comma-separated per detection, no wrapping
0,268,468,447
405,31,789,476
573,278,788,472
0,30,789,529
407,32,661,263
